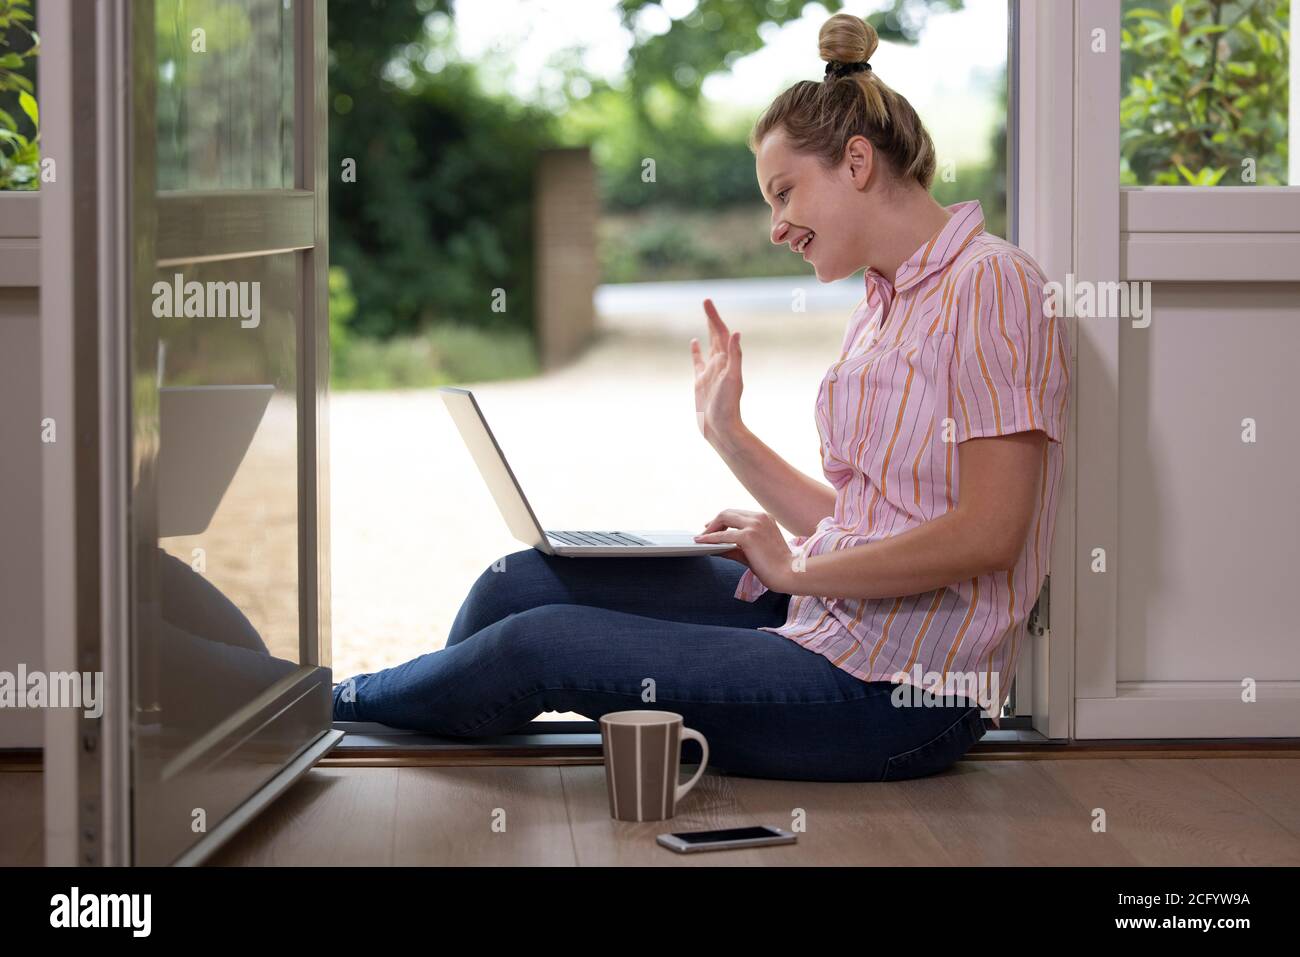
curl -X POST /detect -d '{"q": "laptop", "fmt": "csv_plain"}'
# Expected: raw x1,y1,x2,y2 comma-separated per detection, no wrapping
438,387,734,557
157,384,275,537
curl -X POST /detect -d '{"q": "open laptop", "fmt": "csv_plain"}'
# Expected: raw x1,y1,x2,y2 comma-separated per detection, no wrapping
157,384,274,537
438,387,734,557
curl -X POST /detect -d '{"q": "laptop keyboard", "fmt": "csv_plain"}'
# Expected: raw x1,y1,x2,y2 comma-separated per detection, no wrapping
547,530,656,547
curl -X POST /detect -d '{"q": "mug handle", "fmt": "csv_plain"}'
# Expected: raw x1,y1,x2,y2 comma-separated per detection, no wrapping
674,726,709,806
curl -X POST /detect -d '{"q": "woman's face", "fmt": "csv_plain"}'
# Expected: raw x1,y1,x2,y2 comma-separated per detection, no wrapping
755,128,875,282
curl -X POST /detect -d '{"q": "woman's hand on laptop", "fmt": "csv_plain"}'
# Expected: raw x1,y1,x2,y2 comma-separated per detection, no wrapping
694,508,796,593
691,299,745,450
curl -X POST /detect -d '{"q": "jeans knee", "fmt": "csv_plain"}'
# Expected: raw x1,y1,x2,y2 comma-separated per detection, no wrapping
467,548,534,599
484,548,534,576
480,604,566,677
486,548,536,580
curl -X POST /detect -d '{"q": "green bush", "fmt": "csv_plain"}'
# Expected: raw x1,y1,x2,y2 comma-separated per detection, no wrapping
330,258,537,390
328,265,358,373
0,0,39,190
331,321,539,392
329,1,558,342
599,205,817,283
1121,0,1291,185
598,153,1005,285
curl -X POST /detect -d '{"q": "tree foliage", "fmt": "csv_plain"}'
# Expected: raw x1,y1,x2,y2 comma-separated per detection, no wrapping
1121,0,1291,185
327,0,1003,340
591,0,975,210
328,0,558,339
0,0,39,190
612,0,963,119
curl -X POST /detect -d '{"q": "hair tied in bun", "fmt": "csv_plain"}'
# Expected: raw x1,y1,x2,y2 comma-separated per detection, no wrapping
824,59,872,80
751,12,938,190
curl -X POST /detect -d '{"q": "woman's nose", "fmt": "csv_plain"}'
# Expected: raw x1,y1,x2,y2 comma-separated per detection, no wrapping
771,219,789,246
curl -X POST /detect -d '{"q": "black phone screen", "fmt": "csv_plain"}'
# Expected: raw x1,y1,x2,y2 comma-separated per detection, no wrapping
669,826,782,844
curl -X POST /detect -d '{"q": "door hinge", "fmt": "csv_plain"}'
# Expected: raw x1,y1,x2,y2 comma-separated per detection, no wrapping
1028,575,1049,637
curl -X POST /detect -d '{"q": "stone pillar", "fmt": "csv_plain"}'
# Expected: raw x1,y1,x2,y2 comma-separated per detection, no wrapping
533,147,598,369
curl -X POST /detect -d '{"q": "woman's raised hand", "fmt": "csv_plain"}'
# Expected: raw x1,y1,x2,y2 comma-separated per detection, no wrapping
690,298,744,448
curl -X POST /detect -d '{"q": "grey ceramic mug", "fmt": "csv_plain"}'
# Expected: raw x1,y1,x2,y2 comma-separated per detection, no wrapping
599,710,709,822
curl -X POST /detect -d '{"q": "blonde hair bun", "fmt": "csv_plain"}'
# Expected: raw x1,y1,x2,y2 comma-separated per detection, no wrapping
750,10,937,190
819,13,879,67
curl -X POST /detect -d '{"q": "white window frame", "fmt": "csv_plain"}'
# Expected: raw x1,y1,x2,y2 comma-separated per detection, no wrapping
1039,0,1300,739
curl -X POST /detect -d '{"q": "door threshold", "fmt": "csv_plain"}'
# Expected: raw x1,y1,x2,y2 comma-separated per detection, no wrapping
326,720,604,762
16,727,1300,771
321,722,1300,768
323,721,1056,767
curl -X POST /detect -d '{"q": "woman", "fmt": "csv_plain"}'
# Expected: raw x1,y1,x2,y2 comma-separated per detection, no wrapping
333,13,1070,783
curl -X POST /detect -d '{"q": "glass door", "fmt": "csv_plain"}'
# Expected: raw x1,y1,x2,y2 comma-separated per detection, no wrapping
129,0,335,865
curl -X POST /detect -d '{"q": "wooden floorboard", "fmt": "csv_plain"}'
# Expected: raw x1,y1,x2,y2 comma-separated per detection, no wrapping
893,760,1142,865
6,758,1300,866
1039,758,1300,866
637,769,958,866
563,766,761,866
0,773,43,867
204,755,1300,866
391,767,576,867
1198,757,1300,840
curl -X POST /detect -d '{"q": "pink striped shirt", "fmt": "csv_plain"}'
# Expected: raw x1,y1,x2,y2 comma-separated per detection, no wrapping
735,200,1070,727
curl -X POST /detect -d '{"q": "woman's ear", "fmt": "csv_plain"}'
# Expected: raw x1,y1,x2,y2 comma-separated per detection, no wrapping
845,135,875,190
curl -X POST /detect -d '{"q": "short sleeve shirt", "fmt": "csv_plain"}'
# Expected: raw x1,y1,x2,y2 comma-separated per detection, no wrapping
734,200,1071,726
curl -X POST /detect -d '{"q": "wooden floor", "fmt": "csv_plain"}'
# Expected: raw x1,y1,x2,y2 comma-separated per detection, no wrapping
6,756,1300,865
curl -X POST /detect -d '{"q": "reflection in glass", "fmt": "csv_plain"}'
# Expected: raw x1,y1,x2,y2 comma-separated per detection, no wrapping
156,0,295,190
1121,0,1291,186
148,253,301,738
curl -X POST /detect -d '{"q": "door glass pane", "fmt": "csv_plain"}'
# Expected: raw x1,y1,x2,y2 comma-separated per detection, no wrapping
1121,0,1292,186
132,0,326,868
146,251,302,742
155,0,295,189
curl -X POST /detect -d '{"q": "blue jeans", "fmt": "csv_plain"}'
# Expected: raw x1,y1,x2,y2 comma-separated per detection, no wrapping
332,548,986,782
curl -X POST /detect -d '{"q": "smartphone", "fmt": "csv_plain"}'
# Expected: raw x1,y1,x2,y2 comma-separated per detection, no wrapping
656,825,797,854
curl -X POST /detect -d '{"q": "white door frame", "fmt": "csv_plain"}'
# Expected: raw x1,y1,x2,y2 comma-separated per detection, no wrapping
1029,0,1300,739
1014,0,1084,742
40,0,134,867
